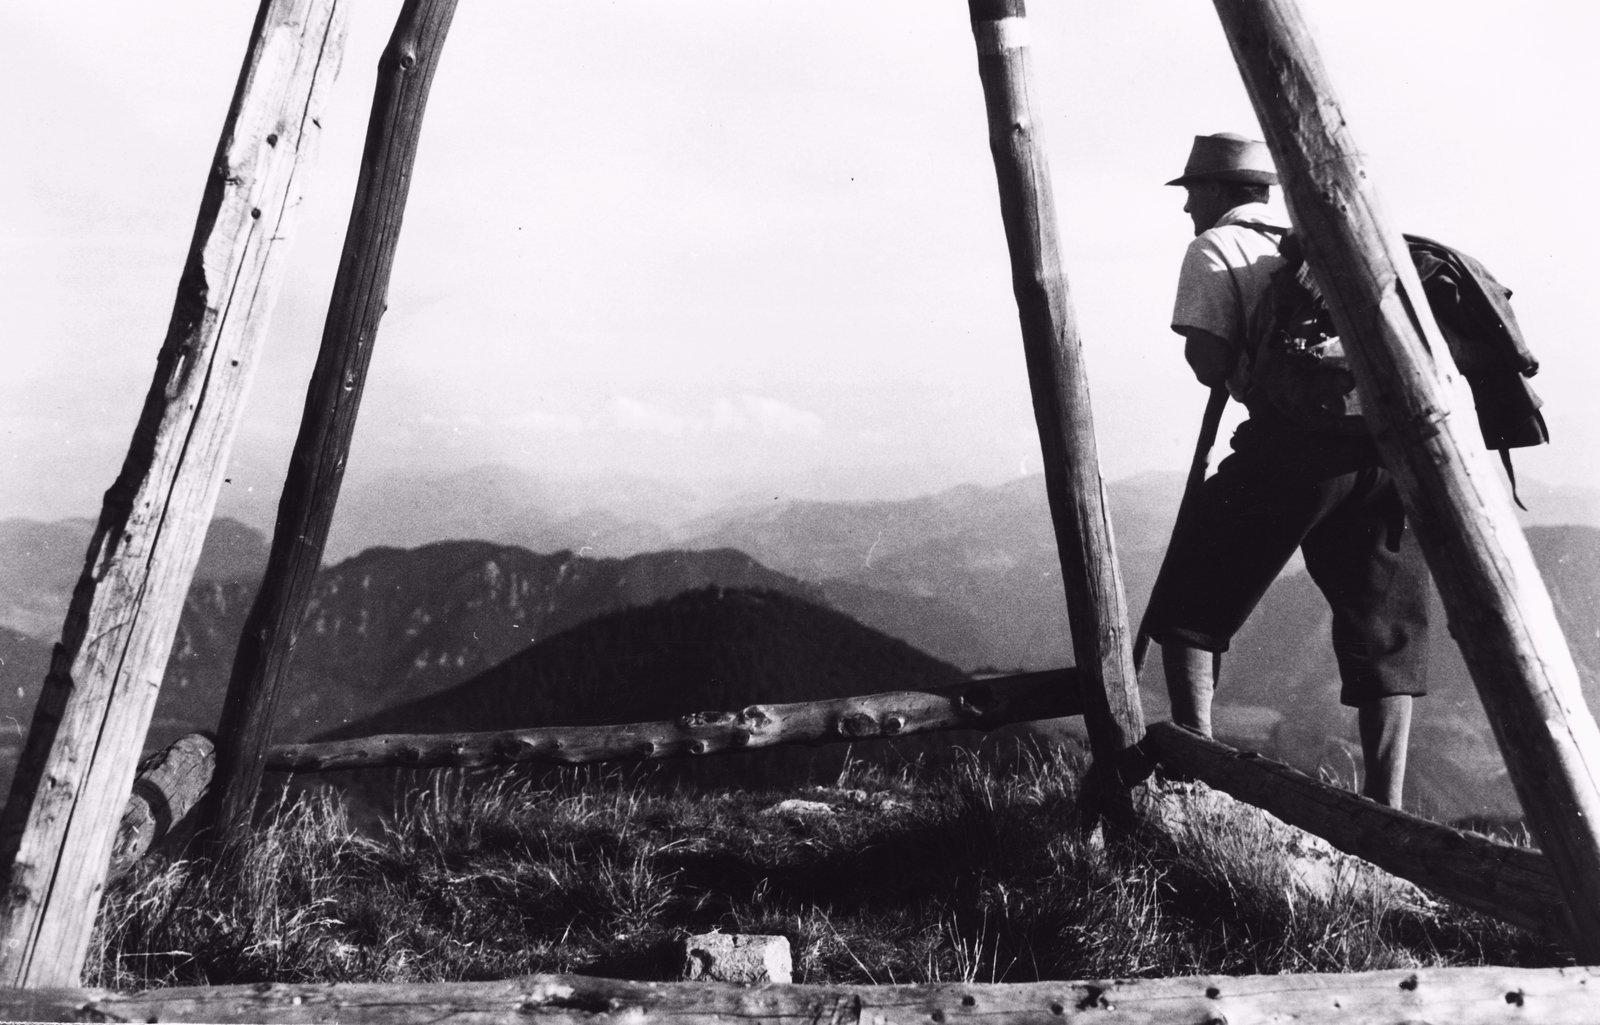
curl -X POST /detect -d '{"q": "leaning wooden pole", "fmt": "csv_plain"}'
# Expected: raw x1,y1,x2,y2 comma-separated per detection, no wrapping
207,0,459,844
1213,0,1600,959
0,0,346,987
965,0,1143,767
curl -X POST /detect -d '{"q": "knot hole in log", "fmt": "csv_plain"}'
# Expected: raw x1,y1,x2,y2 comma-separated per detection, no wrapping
837,713,878,739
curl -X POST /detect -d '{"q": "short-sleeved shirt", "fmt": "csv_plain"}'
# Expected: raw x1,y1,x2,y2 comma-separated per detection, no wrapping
1171,203,1289,400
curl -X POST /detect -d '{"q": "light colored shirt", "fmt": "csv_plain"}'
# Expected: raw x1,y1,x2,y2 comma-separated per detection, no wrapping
1171,203,1289,400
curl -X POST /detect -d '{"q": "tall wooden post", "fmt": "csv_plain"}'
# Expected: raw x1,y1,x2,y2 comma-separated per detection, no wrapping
1213,0,1600,959
0,0,347,987
207,0,460,844
965,0,1144,767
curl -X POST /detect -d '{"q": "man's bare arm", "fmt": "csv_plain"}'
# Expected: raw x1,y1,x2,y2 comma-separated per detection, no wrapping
1178,327,1237,387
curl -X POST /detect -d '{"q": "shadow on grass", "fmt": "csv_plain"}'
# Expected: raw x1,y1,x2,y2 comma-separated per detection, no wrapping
87,747,1569,989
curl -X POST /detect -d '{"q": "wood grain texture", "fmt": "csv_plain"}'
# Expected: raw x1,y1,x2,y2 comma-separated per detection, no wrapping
1212,0,1600,960
0,0,346,987
108,733,215,883
1143,722,1569,948
265,669,1086,773
8,966,1600,1023
207,0,459,845
965,0,1143,764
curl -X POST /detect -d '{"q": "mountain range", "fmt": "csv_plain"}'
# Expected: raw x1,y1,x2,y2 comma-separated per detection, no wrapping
0,468,1595,823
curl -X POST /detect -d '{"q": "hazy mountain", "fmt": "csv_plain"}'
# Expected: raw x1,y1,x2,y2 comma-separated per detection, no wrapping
681,472,1186,671
0,517,269,640
1,471,1594,826
321,465,707,562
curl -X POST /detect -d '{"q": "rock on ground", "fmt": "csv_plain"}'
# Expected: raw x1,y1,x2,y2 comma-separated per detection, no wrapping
682,932,792,984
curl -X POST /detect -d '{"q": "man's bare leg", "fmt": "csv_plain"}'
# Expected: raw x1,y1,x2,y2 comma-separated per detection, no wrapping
1163,642,1215,738
1358,695,1413,807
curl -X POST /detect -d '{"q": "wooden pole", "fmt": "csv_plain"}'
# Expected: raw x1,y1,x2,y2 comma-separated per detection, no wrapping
265,668,1086,773
206,0,459,845
0,0,347,987
965,0,1143,772
1213,0,1600,959
1143,723,1569,949
8,966,1600,1023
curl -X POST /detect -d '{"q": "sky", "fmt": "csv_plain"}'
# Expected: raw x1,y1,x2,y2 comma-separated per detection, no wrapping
2,0,1596,529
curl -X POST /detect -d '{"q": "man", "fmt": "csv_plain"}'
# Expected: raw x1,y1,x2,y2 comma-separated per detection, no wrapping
1143,133,1430,807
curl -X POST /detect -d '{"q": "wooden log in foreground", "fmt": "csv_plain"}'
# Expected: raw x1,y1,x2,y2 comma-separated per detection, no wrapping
1143,723,1569,948
7,966,1599,1023
107,734,216,883
1214,0,1600,960
966,0,1144,768
0,0,347,988
265,669,1085,773
209,0,460,845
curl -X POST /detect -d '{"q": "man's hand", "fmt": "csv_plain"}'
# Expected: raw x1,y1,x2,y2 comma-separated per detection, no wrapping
1179,328,1237,387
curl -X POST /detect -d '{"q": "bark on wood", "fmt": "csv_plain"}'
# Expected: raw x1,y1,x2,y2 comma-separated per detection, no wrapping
1213,0,1600,961
1143,722,1570,948
208,0,459,845
966,0,1143,766
0,0,346,988
266,669,1086,774
108,734,215,884
9,966,1600,1023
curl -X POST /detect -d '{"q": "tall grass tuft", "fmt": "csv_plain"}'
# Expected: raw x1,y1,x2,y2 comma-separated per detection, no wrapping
86,748,1565,988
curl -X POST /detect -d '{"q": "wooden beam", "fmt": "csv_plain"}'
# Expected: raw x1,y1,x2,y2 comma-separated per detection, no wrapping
207,0,460,845
1212,0,1600,960
0,0,347,988
8,966,1600,1023
265,669,1085,774
965,0,1143,770
1142,722,1569,949
107,734,215,884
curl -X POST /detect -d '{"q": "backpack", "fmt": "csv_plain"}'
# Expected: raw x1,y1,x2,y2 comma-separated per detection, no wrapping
1244,230,1548,501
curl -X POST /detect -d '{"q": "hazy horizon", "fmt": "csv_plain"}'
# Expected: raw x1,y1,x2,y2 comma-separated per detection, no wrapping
4,1,1594,531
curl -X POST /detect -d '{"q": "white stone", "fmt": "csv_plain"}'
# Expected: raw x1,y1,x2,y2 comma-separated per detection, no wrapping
761,798,835,820
682,932,792,984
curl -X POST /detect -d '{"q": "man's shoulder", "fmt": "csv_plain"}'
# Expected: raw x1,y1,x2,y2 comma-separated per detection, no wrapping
1202,208,1287,246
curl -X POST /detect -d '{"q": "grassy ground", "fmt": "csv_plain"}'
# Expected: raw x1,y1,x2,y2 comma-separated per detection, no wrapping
87,748,1566,989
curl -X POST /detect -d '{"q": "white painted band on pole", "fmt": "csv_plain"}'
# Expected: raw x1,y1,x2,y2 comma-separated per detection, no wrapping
974,18,1029,55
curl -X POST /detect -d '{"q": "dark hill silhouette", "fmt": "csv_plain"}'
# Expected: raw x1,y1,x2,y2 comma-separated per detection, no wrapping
138,541,989,751
314,586,975,795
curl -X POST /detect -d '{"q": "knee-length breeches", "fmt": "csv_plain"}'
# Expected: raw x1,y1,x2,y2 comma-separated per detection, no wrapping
1142,420,1431,706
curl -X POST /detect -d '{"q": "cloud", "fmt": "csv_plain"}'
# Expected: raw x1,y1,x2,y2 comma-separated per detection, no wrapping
500,409,587,434
611,396,689,435
712,395,824,436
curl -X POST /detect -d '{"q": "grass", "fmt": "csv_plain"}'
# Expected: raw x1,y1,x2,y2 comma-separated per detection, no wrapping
86,747,1567,990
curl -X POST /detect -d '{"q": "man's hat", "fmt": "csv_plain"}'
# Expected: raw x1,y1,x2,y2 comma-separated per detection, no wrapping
1167,133,1279,187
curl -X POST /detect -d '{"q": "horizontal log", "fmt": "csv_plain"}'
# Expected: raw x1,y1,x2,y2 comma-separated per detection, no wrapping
10,965,1600,1022
1142,722,1569,948
265,669,1085,774
108,733,215,883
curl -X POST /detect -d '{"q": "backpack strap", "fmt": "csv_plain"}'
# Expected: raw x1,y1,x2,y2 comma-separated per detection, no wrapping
1222,221,1289,371
1239,221,1289,239
1500,449,1529,511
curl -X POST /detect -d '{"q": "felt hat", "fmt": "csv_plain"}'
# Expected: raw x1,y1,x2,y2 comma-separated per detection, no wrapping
1167,133,1279,186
